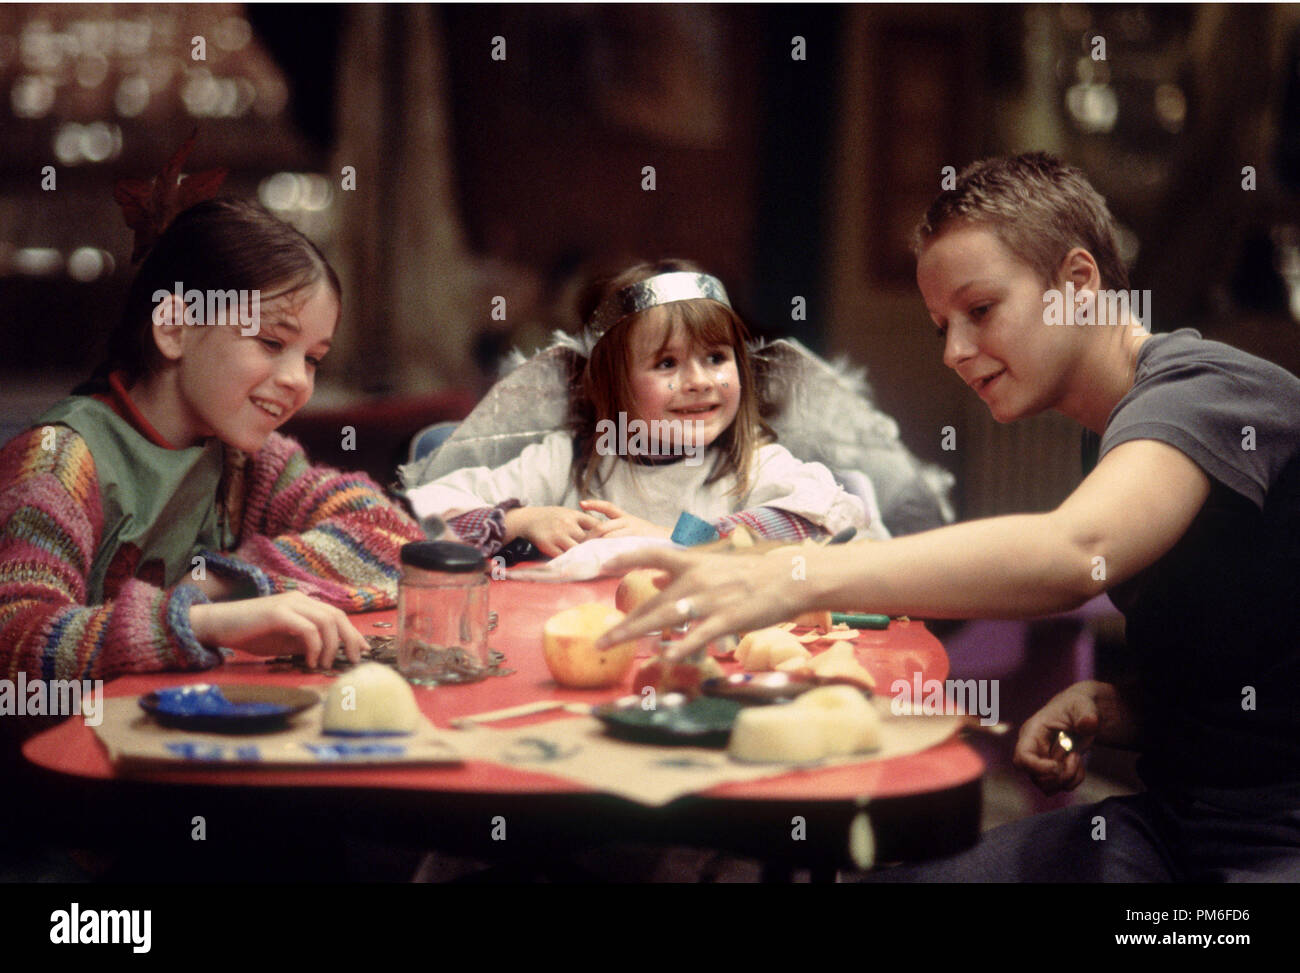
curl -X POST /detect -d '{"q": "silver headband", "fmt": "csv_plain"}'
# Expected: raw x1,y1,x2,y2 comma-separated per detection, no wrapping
584,271,732,345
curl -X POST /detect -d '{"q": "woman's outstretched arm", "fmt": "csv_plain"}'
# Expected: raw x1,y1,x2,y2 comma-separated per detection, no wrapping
601,439,1210,658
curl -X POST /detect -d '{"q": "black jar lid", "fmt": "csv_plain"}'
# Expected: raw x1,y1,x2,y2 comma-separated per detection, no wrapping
400,540,486,573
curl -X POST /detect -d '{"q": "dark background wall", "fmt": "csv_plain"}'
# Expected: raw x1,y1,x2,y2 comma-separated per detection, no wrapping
3,3,1299,517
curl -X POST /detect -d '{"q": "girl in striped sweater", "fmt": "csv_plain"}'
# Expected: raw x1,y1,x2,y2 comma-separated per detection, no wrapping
0,197,423,682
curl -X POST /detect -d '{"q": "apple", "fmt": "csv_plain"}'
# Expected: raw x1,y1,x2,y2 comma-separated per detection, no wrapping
792,685,881,754
542,603,639,689
775,642,877,690
615,568,670,614
729,706,826,763
735,628,810,671
806,642,877,690
729,685,881,763
322,662,420,735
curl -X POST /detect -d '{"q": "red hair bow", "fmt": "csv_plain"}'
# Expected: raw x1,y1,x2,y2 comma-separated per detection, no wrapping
113,128,228,263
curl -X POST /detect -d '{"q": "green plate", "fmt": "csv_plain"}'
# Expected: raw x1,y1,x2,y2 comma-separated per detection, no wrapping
592,695,745,748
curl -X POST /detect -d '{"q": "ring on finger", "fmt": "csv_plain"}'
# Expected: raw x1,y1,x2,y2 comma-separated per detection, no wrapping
674,597,696,622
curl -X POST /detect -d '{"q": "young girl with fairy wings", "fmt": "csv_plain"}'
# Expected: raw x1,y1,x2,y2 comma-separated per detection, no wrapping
0,162,424,681
402,260,875,558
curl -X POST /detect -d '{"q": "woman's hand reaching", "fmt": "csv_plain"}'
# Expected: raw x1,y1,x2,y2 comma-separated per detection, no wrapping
597,545,819,659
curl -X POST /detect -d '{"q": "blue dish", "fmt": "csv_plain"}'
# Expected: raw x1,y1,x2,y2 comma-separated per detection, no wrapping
140,684,319,734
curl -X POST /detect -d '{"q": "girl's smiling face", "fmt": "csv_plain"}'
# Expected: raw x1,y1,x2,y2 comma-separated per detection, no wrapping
625,306,741,451
168,280,338,451
916,222,1086,423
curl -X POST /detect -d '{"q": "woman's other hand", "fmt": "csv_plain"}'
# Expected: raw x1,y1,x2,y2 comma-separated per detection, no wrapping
1013,682,1104,794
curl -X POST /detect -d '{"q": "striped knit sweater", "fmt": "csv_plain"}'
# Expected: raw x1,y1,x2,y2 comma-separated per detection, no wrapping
0,425,423,682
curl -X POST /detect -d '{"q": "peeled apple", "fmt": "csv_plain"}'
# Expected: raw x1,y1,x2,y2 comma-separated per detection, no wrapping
542,603,639,689
735,628,810,671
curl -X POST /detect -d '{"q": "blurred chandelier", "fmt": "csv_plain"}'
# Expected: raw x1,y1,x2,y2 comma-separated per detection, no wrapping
1,3,289,165
1052,3,1195,195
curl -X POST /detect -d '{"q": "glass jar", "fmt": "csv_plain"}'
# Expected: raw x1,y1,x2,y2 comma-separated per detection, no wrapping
397,540,490,685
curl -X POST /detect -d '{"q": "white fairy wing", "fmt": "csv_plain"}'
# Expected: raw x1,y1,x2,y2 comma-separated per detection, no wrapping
753,339,955,536
398,340,582,489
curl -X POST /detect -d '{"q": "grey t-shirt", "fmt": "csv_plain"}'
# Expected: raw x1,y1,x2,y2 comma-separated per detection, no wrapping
1098,329,1300,791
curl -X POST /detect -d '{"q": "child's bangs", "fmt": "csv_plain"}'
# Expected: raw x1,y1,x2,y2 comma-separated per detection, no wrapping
661,300,742,355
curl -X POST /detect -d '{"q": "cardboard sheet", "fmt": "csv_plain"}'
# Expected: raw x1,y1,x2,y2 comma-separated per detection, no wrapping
452,710,965,806
93,696,462,769
94,695,964,805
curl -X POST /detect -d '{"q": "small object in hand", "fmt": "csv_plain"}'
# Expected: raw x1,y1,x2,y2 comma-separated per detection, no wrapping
727,525,757,548
1056,729,1075,754
710,633,739,656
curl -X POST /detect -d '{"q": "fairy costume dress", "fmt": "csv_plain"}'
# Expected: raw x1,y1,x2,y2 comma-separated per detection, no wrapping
400,321,955,551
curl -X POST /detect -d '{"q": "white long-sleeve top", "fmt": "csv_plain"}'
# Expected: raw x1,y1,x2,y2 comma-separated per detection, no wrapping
405,431,869,536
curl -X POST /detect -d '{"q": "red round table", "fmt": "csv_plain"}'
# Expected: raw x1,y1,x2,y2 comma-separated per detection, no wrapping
24,578,984,873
